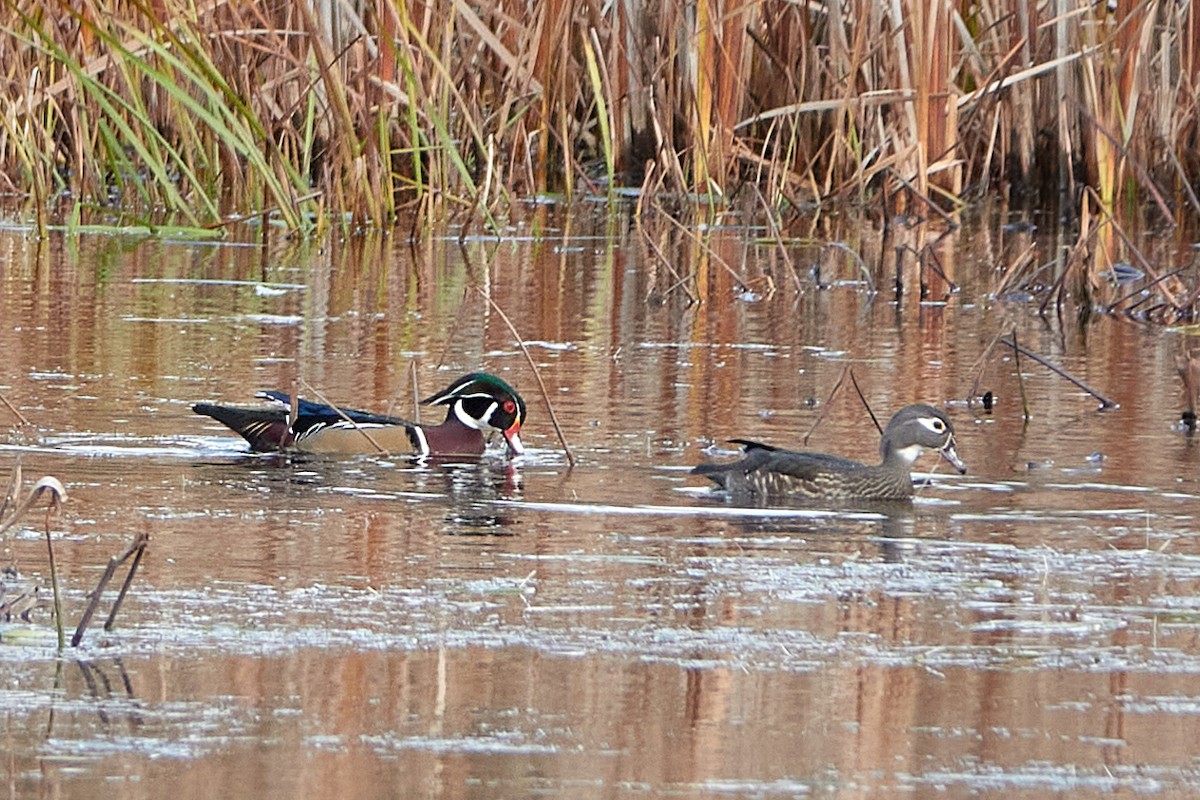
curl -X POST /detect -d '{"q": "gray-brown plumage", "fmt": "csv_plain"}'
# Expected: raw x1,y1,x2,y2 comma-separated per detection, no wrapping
692,404,967,502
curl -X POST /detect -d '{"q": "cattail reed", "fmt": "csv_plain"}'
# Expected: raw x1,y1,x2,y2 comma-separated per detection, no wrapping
0,0,1190,235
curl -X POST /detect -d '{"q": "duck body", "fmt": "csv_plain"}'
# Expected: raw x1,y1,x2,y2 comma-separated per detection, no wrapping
693,404,966,502
193,373,526,458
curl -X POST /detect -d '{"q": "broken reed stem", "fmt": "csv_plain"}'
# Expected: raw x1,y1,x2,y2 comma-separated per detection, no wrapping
382,359,421,420
104,537,145,631
1102,215,1184,311
0,392,31,426
44,506,64,649
802,367,850,446
72,531,149,646
72,561,112,645
966,328,1007,404
105,537,147,633
1001,334,1117,410
991,242,1038,299
299,379,390,456
1108,268,1184,315
0,455,21,521
802,366,881,446
410,361,420,422
918,229,958,293
0,476,66,537
473,287,577,466
1,475,69,647
1010,329,1031,421
848,370,882,434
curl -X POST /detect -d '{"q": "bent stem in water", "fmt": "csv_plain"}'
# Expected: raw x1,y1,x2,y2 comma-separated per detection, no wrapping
72,531,149,647
472,286,576,466
1,475,69,649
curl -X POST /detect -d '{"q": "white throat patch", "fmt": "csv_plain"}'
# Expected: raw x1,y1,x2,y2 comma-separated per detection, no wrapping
893,443,925,465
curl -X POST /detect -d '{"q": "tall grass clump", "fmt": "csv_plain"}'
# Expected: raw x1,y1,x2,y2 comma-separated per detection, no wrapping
0,0,1197,232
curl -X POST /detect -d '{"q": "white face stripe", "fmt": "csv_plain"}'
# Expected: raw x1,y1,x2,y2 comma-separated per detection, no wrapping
430,389,492,407
454,399,497,431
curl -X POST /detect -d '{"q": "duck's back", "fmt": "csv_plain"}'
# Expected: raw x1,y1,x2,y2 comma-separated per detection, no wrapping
693,442,913,501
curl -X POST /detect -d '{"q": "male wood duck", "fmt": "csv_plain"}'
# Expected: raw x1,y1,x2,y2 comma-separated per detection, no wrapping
692,403,966,501
192,372,526,457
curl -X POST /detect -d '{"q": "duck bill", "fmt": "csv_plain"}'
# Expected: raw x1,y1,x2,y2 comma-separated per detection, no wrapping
941,441,967,474
503,423,525,456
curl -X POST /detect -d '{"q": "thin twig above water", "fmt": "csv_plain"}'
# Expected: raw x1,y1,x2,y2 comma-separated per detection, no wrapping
802,366,882,446
299,379,390,456
0,392,30,426
1000,336,1118,410
72,531,149,647
473,287,577,466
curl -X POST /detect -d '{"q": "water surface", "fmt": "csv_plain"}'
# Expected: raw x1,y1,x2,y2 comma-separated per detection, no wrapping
3,206,1200,797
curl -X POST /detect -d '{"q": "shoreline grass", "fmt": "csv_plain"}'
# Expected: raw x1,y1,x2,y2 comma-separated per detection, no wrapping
0,1,1192,243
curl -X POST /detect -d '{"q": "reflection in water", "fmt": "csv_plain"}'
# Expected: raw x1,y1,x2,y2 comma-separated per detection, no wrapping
5,206,1200,796
432,462,522,536
72,657,143,731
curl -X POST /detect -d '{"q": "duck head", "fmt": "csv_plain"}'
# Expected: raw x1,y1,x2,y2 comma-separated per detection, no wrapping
424,372,527,455
880,404,967,473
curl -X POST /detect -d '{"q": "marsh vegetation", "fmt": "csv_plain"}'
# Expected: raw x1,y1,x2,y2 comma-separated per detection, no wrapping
0,1,1192,227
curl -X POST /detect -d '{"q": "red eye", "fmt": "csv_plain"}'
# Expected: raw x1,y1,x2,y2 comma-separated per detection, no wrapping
503,400,516,414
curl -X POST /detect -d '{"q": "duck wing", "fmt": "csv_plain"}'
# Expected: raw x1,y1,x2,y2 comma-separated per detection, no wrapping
256,391,410,425
193,403,292,451
693,442,867,496
196,393,418,452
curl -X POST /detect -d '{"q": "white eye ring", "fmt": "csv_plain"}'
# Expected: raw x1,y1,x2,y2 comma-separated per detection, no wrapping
918,417,947,434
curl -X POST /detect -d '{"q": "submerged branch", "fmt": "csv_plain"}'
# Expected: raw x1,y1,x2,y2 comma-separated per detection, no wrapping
1000,336,1118,410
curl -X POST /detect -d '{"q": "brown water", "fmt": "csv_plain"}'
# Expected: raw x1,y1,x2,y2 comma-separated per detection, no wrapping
4,206,1200,798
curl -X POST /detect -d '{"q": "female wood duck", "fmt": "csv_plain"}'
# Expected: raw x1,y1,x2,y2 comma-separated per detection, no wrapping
692,404,966,501
192,373,526,457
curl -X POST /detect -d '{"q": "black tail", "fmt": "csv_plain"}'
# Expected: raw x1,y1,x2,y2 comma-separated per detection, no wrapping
692,440,773,490
192,403,292,451
727,438,778,452
690,461,734,490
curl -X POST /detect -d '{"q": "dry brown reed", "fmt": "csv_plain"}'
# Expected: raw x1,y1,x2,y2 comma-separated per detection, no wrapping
71,530,148,646
1,463,68,647
2,457,148,648
0,0,1195,235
